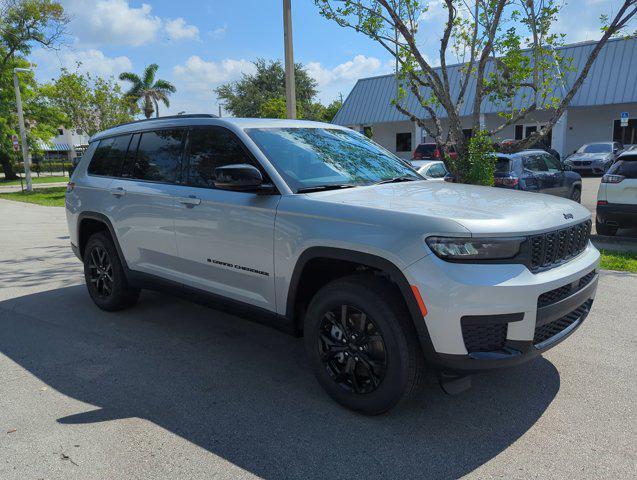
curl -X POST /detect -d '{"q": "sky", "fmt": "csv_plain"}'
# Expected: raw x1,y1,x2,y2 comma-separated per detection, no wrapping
30,0,627,117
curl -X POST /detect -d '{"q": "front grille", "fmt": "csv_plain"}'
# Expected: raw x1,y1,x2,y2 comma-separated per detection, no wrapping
537,270,596,308
461,322,507,353
534,299,592,346
530,220,591,271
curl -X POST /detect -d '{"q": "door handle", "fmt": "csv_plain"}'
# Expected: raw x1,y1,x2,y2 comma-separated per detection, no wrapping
109,187,126,196
178,195,201,206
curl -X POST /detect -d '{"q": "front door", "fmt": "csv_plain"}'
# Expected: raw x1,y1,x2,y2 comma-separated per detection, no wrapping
541,153,569,197
171,126,280,312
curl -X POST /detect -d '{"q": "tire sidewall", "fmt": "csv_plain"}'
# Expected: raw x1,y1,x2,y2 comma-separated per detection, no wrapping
83,232,132,310
304,281,412,414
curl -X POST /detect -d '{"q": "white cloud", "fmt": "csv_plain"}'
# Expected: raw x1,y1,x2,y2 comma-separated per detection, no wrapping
165,17,200,41
33,48,132,78
307,55,387,87
173,56,255,96
62,0,161,47
210,25,228,39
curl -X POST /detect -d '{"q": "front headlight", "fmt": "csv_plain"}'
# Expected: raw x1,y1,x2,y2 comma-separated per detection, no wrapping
426,236,524,261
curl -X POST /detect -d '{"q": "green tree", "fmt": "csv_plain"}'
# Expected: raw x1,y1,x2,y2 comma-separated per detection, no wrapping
315,0,637,185
119,63,176,119
0,0,69,179
41,68,135,137
216,58,319,118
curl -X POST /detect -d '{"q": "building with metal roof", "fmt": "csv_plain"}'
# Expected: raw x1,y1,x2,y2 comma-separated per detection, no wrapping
333,37,637,160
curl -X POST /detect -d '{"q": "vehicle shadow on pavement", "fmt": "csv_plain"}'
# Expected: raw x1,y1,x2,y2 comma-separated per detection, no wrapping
0,286,560,479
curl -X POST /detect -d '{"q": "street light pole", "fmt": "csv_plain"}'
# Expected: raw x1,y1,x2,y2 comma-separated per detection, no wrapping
13,67,33,192
283,0,296,119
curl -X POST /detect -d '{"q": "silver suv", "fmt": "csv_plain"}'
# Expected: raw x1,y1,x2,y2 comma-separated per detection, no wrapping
66,115,600,414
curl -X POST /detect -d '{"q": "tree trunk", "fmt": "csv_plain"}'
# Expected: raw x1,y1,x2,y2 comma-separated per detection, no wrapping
143,95,154,119
0,151,19,181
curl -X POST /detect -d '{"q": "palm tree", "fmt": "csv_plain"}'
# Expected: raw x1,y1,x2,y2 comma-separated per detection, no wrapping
119,64,176,119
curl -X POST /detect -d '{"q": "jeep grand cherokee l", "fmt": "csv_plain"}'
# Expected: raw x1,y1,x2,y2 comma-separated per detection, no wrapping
66,115,599,415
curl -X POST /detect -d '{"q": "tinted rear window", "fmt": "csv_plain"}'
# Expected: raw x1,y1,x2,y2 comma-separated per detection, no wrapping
495,157,511,173
416,144,436,155
127,129,185,182
88,135,132,176
609,156,637,178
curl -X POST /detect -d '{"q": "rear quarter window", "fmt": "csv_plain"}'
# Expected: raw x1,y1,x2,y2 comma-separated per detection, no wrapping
87,134,132,177
495,157,511,173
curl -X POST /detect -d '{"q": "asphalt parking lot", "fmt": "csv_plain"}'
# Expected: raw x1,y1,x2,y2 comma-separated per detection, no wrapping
0,199,636,480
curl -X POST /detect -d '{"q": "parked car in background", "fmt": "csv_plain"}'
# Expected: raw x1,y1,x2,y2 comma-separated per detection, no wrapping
596,151,637,236
416,160,448,181
493,150,582,202
563,142,623,175
412,143,457,165
497,139,561,161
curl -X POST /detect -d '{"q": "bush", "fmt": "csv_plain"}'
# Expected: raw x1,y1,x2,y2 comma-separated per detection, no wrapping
459,130,496,186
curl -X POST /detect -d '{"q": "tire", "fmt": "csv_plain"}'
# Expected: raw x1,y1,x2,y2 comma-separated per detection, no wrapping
570,187,581,203
595,218,617,237
83,231,140,311
303,274,425,415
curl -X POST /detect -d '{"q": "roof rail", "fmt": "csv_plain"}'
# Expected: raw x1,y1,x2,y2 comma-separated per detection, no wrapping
114,113,218,128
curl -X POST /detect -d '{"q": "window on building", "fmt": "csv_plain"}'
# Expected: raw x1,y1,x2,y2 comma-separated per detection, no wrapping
58,128,64,136
127,129,185,183
363,126,373,139
185,127,255,188
396,132,412,152
514,125,523,140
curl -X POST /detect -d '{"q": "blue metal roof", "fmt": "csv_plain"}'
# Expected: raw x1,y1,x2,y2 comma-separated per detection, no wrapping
334,37,637,126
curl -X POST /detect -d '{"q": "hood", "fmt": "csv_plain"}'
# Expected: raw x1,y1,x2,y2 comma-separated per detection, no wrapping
567,152,612,162
308,181,591,236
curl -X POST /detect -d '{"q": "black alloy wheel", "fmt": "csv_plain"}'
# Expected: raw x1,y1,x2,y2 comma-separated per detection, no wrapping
87,245,113,298
318,304,387,394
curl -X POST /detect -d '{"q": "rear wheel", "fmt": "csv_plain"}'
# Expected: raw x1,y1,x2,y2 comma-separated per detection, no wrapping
570,188,581,203
595,218,617,236
303,274,424,415
83,231,140,311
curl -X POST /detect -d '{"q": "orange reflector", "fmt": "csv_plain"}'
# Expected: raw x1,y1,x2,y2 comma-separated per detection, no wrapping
410,285,428,317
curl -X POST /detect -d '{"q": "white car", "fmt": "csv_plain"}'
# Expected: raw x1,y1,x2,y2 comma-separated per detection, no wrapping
596,151,637,235
415,160,448,181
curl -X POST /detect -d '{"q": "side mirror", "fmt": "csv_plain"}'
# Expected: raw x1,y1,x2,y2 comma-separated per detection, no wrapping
214,164,274,193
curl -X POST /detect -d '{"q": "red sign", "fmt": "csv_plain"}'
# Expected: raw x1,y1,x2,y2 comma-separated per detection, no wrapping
11,134,19,152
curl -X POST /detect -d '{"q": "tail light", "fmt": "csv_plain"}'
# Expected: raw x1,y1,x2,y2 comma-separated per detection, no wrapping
433,148,441,159
66,182,75,192
413,151,422,160
494,176,519,187
597,200,608,206
601,174,624,183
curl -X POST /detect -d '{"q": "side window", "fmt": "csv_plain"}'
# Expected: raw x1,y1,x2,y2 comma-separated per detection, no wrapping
87,135,132,177
610,158,637,178
523,155,543,172
543,154,562,173
186,127,255,188
129,129,185,183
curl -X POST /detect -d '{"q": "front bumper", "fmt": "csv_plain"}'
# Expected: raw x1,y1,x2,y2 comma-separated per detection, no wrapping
596,203,637,229
404,243,599,373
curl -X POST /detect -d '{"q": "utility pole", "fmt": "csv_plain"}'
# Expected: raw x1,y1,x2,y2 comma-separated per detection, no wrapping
13,67,33,192
283,0,296,119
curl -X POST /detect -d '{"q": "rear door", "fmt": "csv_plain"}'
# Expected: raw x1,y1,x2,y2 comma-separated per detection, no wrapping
606,156,637,204
541,153,569,197
170,126,280,311
107,128,185,280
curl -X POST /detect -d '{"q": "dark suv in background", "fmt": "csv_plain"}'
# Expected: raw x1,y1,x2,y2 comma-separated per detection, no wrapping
493,150,582,202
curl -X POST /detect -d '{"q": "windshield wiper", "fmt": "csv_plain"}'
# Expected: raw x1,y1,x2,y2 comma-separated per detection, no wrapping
296,184,358,193
372,176,419,186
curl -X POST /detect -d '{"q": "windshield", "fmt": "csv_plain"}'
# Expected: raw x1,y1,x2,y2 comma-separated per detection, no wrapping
246,127,421,192
578,143,611,153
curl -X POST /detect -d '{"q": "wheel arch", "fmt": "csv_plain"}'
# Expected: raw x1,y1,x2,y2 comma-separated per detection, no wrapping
286,247,438,364
77,212,128,270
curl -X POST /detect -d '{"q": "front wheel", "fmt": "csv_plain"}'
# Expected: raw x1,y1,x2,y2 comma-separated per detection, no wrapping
303,275,424,415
